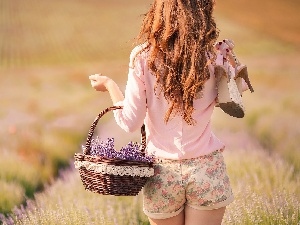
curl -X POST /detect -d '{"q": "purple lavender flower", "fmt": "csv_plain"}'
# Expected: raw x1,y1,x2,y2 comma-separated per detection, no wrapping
86,137,154,163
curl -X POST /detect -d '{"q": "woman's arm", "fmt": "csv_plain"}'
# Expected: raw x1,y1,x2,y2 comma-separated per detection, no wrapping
89,45,147,133
89,74,124,104
89,64,146,133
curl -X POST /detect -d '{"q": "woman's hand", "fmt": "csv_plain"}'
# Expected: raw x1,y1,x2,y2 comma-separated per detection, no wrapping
89,74,111,92
214,39,239,67
89,74,124,104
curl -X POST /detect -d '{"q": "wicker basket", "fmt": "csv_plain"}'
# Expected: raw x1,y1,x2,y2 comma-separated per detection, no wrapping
74,106,154,196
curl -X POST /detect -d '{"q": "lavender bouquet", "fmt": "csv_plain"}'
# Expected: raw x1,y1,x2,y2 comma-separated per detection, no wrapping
85,137,154,163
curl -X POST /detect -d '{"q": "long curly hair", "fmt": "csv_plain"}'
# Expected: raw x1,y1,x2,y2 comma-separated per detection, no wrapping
137,0,219,125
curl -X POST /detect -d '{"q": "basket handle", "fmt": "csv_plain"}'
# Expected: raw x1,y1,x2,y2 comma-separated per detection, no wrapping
84,106,147,156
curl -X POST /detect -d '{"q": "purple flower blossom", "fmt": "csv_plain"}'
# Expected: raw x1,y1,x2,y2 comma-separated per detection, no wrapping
84,137,154,163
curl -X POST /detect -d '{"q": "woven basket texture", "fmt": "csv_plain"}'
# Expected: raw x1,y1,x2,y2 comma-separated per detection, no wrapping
74,106,153,196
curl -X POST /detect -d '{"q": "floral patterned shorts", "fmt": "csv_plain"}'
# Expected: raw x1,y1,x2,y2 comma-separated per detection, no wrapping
143,149,234,219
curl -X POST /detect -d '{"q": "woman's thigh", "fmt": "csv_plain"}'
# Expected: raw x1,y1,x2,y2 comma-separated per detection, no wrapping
148,206,225,225
184,205,226,225
148,210,185,225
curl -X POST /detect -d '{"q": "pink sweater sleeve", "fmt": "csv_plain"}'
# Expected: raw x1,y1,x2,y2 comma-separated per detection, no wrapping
113,47,147,132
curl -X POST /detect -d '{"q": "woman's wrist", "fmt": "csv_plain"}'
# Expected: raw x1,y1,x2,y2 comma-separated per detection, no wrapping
104,78,115,89
105,79,124,104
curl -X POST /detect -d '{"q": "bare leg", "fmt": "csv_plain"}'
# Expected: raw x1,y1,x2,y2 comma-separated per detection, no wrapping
148,210,185,225
185,205,226,225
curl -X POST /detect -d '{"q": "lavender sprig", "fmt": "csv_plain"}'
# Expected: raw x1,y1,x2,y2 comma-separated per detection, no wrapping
84,137,154,163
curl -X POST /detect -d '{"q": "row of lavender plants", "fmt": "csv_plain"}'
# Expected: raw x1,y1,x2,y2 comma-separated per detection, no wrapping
1,144,299,224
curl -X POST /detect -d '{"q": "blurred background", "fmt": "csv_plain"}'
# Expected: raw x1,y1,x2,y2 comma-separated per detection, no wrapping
0,0,299,224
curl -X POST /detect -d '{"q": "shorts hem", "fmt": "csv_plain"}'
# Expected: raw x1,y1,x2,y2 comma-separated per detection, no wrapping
143,206,184,220
186,195,234,211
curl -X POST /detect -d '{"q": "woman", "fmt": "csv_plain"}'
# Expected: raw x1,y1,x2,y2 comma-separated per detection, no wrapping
89,0,244,224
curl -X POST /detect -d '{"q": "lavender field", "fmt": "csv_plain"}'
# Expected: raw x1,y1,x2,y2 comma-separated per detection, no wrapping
0,0,299,224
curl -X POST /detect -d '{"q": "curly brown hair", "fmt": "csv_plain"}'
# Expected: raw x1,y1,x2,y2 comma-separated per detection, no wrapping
137,0,219,125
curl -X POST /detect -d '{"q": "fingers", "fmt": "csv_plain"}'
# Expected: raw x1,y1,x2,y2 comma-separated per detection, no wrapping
215,41,230,51
215,43,230,59
89,74,100,90
89,73,100,81
88,73,110,92
214,39,237,61
214,39,234,51
223,39,235,50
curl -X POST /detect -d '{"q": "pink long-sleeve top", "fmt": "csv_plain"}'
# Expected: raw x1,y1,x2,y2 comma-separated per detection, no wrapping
113,44,234,160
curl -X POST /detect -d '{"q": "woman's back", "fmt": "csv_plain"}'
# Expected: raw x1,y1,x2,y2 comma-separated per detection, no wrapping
113,45,224,159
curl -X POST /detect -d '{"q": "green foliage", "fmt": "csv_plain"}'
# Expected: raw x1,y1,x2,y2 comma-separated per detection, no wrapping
0,150,42,198
0,0,152,215
2,148,299,225
245,103,300,174
224,187,300,225
1,170,150,225
0,181,25,215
